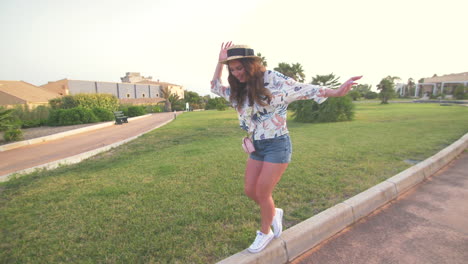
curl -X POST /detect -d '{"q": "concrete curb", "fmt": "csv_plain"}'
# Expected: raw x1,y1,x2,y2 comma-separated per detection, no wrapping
1,115,174,182
0,114,152,152
217,132,468,264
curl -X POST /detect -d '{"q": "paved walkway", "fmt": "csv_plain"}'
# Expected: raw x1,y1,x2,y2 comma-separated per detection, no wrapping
292,151,468,264
0,112,179,179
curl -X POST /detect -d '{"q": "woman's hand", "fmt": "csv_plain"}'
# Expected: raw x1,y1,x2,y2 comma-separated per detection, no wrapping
213,42,233,83
325,76,363,97
218,41,233,63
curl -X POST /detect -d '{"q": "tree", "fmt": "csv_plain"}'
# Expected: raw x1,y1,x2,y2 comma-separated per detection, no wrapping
348,90,361,101
291,73,355,123
206,97,228,111
184,91,204,110
352,84,372,99
377,76,399,104
454,84,466,100
364,91,379,99
406,78,415,97
311,73,340,88
291,63,305,83
168,94,183,111
257,53,267,67
274,62,305,82
160,87,172,112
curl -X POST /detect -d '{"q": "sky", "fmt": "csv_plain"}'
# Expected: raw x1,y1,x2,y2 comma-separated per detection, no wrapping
1,0,467,96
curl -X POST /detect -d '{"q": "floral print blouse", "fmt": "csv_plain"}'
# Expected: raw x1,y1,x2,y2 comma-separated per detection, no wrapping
211,70,329,140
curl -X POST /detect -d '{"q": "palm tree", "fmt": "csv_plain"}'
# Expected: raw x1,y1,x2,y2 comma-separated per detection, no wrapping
160,86,172,112
291,63,305,82
274,62,305,82
386,75,401,82
311,73,340,88
168,94,181,111
256,53,267,67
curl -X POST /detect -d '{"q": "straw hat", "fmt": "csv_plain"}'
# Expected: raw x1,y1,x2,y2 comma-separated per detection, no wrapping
221,45,260,64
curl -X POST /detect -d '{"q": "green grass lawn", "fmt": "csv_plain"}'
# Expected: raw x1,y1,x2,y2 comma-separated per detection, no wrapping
1,103,467,263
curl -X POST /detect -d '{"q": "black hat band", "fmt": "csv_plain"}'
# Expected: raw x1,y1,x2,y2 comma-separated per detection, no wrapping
227,48,255,57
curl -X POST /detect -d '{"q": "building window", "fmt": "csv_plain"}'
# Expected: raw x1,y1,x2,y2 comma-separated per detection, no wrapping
126,93,131,98
142,93,146,98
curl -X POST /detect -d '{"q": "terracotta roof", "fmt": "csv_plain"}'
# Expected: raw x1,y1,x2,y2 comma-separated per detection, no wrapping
424,72,468,83
0,80,59,103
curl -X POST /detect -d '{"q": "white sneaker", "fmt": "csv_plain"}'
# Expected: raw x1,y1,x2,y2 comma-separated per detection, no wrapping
271,208,283,238
247,230,274,253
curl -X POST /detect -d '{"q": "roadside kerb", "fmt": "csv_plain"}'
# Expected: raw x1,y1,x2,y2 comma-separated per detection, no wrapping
0,114,151,152
217,132,468,264
0,116,174,182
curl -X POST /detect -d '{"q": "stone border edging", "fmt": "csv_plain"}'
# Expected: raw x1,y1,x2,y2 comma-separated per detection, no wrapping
217,132,468,264
0,114,173,182
0,114,152,152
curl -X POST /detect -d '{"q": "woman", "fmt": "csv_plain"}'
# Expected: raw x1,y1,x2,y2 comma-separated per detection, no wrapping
211,42,361,253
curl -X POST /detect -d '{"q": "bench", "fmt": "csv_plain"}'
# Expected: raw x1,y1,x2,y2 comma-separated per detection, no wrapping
113,111,128,125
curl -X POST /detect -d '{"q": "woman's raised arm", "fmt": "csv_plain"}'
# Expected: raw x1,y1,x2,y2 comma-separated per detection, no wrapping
211,41,232,82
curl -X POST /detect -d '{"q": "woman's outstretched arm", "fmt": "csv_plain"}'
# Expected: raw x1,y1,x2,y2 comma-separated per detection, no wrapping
322,76,363,97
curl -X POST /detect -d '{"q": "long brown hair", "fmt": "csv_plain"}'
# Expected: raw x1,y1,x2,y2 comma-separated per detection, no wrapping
228,58,272,110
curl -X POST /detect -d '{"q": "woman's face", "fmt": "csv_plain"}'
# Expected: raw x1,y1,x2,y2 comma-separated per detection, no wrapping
228,60,246,83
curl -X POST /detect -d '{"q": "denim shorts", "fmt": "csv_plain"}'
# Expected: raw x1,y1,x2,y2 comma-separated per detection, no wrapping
250,134,292,164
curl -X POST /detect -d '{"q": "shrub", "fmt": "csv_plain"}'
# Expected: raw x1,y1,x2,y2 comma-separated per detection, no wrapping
49,98,63,110
62,96,79,109
74,93,119,111
172,101,186,111
152,105,163,113
21,119,45,128
124,105,146,117
4,127,23,142
48,107,99,126
348,90,361,101
454,85,466,100
206,97,228,110
49,94,119,112
216,103,227,111
10,105,50,128
0,108,14,132
92,107,114,122
291,96,355,123
364,91,378,99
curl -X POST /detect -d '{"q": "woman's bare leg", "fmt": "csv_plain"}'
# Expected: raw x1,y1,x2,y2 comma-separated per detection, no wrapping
245,158,289,234
244,158,263,203
256,161,288,234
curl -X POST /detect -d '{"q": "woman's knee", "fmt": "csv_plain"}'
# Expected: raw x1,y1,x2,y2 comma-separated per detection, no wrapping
244,185,257,200
255,186,272,202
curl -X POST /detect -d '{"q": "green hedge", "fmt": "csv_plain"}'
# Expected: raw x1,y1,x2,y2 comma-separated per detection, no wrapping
49,94,119,112
47,107,99,126
92,107,115,122
119,105,146,117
